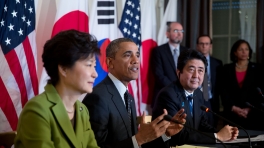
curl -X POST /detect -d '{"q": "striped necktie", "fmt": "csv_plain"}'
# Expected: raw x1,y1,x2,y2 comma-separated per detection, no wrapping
124,90,133,134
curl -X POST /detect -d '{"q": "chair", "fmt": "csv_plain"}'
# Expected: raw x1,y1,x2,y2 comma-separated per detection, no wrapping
136,115,152,124
0,131,17,148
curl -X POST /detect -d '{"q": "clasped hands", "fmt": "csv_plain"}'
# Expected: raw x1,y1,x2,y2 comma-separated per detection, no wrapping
232,106,251,118
135,108,186,146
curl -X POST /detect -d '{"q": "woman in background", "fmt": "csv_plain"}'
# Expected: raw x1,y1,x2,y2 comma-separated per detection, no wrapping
221,39,264,131
14,29,100,148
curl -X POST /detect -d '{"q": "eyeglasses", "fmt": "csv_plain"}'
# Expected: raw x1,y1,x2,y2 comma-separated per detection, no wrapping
198,43,210,46
173,29,184,33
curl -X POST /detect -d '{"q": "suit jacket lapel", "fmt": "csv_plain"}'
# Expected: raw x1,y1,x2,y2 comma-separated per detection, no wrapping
45,86,79,148
128,93,138,134
74,101,84,146
192,92,200,129
164,43,176,69
105,76,133,136
175,82,194,127
210,57,216,88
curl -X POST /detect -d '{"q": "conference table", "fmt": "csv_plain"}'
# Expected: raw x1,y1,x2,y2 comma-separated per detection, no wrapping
174,129,264,148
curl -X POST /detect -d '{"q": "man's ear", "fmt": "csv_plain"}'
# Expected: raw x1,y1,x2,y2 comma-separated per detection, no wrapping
210,44,213,55
106,57,113,69
58,65,67,77
166,31,169,38
176,69,180,78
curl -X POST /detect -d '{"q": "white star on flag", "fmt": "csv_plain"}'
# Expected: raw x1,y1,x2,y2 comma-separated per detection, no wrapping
5,37,11,45
21,15,26,22
18,28,23,36
11,10,18,17
8,23,14,31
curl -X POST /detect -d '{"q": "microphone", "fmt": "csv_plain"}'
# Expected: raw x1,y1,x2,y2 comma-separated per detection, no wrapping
200,105,252,148
245,102,264,113
163,115,227,148
256,87,264,98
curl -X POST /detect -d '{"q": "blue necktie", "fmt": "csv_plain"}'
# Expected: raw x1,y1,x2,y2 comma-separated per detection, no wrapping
187,94,193,117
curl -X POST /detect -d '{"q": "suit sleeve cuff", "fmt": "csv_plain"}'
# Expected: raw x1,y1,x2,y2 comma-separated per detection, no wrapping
161,134,171,141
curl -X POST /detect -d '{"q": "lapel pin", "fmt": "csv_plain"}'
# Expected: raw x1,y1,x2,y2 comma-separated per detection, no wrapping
80,107,83,111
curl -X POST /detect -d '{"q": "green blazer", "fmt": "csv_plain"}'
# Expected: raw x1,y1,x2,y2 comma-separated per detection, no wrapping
14,84,99,148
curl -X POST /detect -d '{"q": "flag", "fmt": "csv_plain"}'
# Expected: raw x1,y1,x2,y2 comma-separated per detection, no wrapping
0,0,38,132
118,0,141,115
89,0,121,86
38,0,89,94
157,0,178,45
139,0,158,115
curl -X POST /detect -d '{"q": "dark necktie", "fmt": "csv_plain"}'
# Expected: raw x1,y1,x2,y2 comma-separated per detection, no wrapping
202,73,209,101
124,90,133,133
187,94,193,117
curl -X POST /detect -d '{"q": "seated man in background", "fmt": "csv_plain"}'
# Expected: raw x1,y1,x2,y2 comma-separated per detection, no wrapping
82,38,186,148
152,49,238,146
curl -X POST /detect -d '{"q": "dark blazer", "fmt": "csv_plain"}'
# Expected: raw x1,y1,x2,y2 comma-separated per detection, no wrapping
152,80,217,146
151,43,188,107
82,76,168,148
82,76,137,148
15,84,99,148
204,56,223,127
221,62,264,130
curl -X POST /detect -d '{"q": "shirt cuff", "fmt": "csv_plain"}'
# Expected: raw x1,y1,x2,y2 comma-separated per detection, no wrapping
214,133,219,143
132,135,140,148
161,133,171,141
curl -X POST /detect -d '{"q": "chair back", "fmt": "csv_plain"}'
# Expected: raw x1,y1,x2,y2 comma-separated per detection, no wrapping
0,131,17,148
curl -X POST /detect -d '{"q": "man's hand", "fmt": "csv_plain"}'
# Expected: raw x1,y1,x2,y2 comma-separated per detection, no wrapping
165,108,187,137
232,106,247,118
135,109,170,146
217,125,239,142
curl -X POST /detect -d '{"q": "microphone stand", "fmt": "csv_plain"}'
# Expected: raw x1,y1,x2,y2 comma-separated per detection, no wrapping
200,106,252,148
245,102,264,114
164,115,227,148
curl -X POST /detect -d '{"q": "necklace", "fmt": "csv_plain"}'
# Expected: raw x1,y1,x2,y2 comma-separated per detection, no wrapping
236,62,248,69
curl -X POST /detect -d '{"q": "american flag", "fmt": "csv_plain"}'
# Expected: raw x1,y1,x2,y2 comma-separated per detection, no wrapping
118,0,142,115
119,0,141,47
0,0,38,132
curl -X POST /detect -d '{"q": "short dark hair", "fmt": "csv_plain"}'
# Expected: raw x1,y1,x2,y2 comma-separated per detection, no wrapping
196,35,212,44
230,39,252,62
106,38,134,58
42,29,100,85
166,21,182,32
177,49,208,73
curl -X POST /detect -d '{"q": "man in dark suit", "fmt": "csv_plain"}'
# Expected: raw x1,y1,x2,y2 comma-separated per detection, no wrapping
82,38,186,148
152,49,238,146
151,22,188,107
196,35,223,128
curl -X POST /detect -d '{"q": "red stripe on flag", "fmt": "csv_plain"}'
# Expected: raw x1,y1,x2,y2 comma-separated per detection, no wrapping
52,10,89,36
141,39,157,104
22,37,38,96
0,77,18,130
5,50,28,107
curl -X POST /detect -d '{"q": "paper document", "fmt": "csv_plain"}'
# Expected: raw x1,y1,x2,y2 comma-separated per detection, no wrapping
224,134,264,143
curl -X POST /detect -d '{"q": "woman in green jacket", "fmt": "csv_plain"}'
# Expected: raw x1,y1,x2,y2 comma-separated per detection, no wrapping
14,29,100,148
